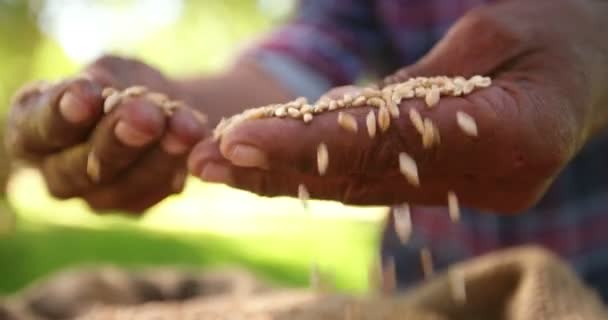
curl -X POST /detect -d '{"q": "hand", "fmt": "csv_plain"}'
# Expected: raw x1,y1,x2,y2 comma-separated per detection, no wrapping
188,0,608,213
5,56,208,213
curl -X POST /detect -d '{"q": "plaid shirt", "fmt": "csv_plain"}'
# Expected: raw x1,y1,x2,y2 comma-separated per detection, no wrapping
250,0,608,301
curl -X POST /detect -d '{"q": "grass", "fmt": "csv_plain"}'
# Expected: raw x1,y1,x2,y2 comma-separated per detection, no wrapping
0,170,386,296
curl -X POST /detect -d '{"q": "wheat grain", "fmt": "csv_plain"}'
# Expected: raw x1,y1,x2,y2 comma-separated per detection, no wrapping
377,107,391,132
103,92,122,114
447,190,460,222
274,107,286,117
422,118,436,149
352,96,367,107
393,203,412,244
366,110,377,138
409,108,425,135
425,85,440,108
317,142,329,176
456,111,478,137
124,85,147,97
146,92,169,105
420,247,434,279
298,183,310,209
470,75,492,88
367,97,386,109
102,87,117,99
329,100,338,110
86,151,101,183
287,107,301,118
303,113,313,123
399,152,419,187
337,112,358,133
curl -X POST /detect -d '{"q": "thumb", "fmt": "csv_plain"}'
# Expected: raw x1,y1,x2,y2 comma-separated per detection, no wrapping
384,6,527,84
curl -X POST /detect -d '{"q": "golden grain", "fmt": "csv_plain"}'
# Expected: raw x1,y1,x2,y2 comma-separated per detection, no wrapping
393,203,412,244
103,92,122,114
337,112,358,133
422,118,436,149
456,111,478,137
409,108,425,135
377,107,391,132
274,107,287,117
124,85,147,97
102,87,117,99
317,142,329,176
366,110,377,138
447,190,460,222
287,107,301,118
399,152,419,187
86,151,101,183
303,113,313,123
352,96,367,107
425,86,440,108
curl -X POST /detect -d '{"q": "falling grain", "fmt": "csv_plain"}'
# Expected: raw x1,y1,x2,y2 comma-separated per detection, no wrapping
366,110,377,138
317,143,329,176
393,203,412,244
409,108,425,135
298,184,310,209
377,107,391,132
399,152,419,187
86,151,101,183
337,112,358,133
447,191,460,223
422,118,436,149
456,111,478,137
420,247,434,279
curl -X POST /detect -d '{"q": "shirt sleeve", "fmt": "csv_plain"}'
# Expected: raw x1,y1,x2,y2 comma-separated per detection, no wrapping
242,0,392,100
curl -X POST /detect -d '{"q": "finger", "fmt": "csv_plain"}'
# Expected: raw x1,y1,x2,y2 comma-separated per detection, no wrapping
8,78,104,160
40,96,167,198
83,147,188,214
41,99,207,199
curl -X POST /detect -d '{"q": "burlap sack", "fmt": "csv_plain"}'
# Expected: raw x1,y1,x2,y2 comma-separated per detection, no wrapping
3,246,607,319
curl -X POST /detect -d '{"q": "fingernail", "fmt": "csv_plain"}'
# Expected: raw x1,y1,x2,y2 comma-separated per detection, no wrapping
228,145,269,169
161,133,190,155
59,92,91,124
199,162,233,184
115,121,156,147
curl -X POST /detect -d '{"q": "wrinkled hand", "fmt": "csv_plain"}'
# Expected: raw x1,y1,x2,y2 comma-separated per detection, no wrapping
188,0,608,213
6,56,208,213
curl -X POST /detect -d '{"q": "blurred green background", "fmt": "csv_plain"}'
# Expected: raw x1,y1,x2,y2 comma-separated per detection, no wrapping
0,0,386,296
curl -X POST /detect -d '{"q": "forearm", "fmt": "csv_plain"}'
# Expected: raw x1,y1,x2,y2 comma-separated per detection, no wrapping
175,59,296,126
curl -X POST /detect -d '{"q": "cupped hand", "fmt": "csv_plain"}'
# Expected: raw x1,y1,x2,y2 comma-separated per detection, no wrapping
5,56,208,213
189,0,607,213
